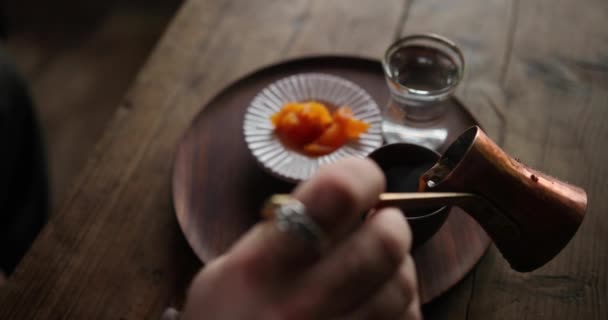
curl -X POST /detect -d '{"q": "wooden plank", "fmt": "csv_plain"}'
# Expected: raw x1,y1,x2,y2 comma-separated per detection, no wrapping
0,0,237,318
397,0,515,318
466,0,608,319
4,0,180,208
284,0,404,58
0,0,406,318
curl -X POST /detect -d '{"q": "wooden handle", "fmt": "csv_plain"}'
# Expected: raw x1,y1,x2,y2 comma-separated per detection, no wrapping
376,192,477,214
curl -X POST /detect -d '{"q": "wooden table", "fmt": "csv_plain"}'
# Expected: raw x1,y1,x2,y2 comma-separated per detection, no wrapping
1,0,606,319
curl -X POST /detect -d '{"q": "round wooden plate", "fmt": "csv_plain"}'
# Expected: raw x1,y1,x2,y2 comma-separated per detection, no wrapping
172,56,490,303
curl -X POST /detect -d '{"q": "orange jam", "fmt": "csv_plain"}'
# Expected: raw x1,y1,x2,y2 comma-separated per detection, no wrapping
270,101,370,156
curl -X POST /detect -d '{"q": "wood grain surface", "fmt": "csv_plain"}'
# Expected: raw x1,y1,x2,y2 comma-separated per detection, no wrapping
4,0,181,208
1,0,606,319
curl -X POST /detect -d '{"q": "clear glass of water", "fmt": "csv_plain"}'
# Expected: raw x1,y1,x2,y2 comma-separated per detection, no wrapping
381,33,465,150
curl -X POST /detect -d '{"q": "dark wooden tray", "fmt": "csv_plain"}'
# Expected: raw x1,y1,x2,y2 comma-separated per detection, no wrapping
172,56,490,304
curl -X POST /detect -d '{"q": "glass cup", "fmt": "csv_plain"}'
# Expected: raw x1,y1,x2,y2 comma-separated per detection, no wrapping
381,34,465,150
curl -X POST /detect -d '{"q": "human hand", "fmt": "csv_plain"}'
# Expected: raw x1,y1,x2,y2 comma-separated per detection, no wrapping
182,158,421,319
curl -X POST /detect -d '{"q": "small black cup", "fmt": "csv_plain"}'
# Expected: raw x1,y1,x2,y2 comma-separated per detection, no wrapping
368,143,450,248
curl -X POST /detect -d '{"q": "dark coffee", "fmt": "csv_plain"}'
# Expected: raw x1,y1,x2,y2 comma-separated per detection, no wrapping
387,45,459,91
385,164,432,193
384,162,441,217
368,143,450,247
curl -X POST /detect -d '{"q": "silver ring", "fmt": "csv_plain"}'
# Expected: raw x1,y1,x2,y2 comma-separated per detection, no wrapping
262,195,327,248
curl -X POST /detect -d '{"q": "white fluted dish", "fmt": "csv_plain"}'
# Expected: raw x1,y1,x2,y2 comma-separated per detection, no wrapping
243,73,383,182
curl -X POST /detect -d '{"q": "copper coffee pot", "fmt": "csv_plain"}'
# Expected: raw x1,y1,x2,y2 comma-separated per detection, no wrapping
268,126,586,271
414,126,587,272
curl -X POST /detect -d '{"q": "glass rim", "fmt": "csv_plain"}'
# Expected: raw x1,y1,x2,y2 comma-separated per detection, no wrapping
382,33,466,97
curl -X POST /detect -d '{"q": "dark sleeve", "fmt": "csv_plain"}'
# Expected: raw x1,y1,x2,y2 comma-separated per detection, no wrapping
0,46,48,274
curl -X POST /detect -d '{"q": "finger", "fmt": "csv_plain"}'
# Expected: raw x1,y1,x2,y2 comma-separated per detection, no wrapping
225,158,385,279
292,157,385,238
403,293,422,320
346,281,407,320
340,255,419,320
399,256,422,320
282,207,412,319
